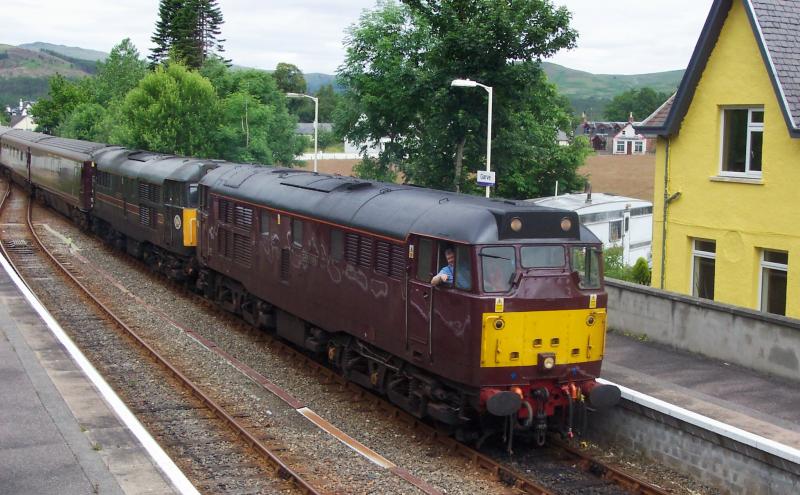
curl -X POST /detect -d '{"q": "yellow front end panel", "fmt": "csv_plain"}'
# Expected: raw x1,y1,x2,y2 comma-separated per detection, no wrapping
480,308,606,368
183,208,198,247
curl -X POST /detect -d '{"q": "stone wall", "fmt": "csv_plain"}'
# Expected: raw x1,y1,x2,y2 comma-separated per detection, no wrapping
605,279,800,382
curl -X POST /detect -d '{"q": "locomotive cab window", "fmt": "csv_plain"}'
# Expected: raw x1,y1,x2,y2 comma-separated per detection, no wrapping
434,244,472,290
416,238,433,282
570,246,601,289
521,246,565,268
480,246,516,293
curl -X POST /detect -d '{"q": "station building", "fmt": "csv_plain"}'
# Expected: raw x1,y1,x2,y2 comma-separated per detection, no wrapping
638,0,800,317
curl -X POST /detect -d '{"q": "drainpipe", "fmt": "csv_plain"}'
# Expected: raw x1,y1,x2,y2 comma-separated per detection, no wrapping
660,137,670,289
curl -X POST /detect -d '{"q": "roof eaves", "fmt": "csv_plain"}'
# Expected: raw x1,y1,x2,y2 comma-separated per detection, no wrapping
657,0,733,136
743,0,800,136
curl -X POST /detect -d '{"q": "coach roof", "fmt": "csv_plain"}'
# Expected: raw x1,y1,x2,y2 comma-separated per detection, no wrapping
0,128,108,162
202,164,598,245
94,147,223,183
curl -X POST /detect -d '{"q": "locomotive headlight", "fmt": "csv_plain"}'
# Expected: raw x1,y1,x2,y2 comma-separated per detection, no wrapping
510,217,523,232
560,217,572,232
543,356,555,369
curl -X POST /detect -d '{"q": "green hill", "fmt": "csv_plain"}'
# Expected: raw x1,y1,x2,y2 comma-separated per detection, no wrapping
0,41,683,120
0,44,94,108
18,42,108,62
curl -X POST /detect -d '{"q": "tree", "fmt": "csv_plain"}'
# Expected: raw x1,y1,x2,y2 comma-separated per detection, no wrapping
272,62,306,94
296,84,340,122
94,39,148,105
603,87,670,122
150,0,226,68
211,68,305,164
336,0,585,199
58,103,111,142
113,62,219,157
30,74,91,134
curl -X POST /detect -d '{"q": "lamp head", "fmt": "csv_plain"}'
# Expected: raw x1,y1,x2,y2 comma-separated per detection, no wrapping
286,92,302,98
451,79,478,88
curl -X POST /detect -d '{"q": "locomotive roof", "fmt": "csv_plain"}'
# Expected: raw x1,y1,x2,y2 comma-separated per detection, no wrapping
93,147,223,183
0,128,108,162
202,164,600,245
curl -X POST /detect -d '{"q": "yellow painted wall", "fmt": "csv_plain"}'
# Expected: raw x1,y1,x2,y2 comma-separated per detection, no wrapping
652,0,800,317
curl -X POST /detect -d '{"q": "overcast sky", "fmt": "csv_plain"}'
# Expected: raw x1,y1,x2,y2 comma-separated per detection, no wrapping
4,0,714,75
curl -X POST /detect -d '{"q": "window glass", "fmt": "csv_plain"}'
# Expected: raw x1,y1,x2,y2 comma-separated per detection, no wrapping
331,230,344,261
722,108,763,174
188,184,198,207
292,218,303,246
455,245,472,290
481,246,516,293
570,246,601,289
609,220,622,242
416,239,433,281
722,109,748,172
761,249,788,315
521,246,564,268
260,211,270,235
692,239,716,299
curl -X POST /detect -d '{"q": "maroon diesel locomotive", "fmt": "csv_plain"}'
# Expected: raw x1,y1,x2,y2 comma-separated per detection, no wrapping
0,124,619,447
197,164,619,446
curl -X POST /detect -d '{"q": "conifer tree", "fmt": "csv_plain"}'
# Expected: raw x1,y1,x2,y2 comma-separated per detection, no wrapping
149,0,226,68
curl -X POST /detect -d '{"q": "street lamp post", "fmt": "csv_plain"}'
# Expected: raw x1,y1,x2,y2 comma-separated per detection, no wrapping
286,92,320,173
451,79,493,198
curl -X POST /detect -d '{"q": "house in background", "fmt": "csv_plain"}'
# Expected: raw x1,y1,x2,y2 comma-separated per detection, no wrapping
528,192,653,266
637,0,800,317
611,122,647,155
576,119,624,153
5,99,35,131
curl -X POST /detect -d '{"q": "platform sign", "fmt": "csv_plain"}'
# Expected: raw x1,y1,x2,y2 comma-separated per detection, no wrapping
477,170,495,187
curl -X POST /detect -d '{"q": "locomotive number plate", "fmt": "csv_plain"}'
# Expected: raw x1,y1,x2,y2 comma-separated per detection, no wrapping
174,214,182,230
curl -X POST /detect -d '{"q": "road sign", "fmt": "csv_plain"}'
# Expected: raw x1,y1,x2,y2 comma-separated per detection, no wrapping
477,170,495,187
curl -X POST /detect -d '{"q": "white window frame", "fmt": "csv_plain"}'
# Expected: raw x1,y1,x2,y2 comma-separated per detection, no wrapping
634,140,643,153
615,141,625,153
691,239,716,299
719,107,763,177
759,249,788,314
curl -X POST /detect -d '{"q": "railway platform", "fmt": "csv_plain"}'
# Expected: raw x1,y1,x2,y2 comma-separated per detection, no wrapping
0,255,189,494
602,331,800,450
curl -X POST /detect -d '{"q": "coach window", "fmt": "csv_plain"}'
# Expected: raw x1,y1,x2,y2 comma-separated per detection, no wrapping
416,238,433,282
481,246,516,293
292,218,303,246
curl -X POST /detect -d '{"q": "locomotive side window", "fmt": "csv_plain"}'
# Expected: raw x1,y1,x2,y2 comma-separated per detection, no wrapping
455,245,473,290
480,246,516,293
416,238,433,281
570,246,601,289
260,211,270,235
521,246,565,268
292,218,304,246
187,184,198,207
331,230,344,261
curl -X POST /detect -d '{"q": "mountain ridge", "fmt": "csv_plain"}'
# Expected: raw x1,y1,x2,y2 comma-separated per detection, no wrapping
2,42,684,118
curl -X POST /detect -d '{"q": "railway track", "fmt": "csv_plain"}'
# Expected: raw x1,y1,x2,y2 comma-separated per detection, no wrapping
3,178,676,494
0,183,320,494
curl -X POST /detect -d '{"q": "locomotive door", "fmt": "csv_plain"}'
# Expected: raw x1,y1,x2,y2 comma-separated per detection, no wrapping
164,180,183,249
406,236,433,360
